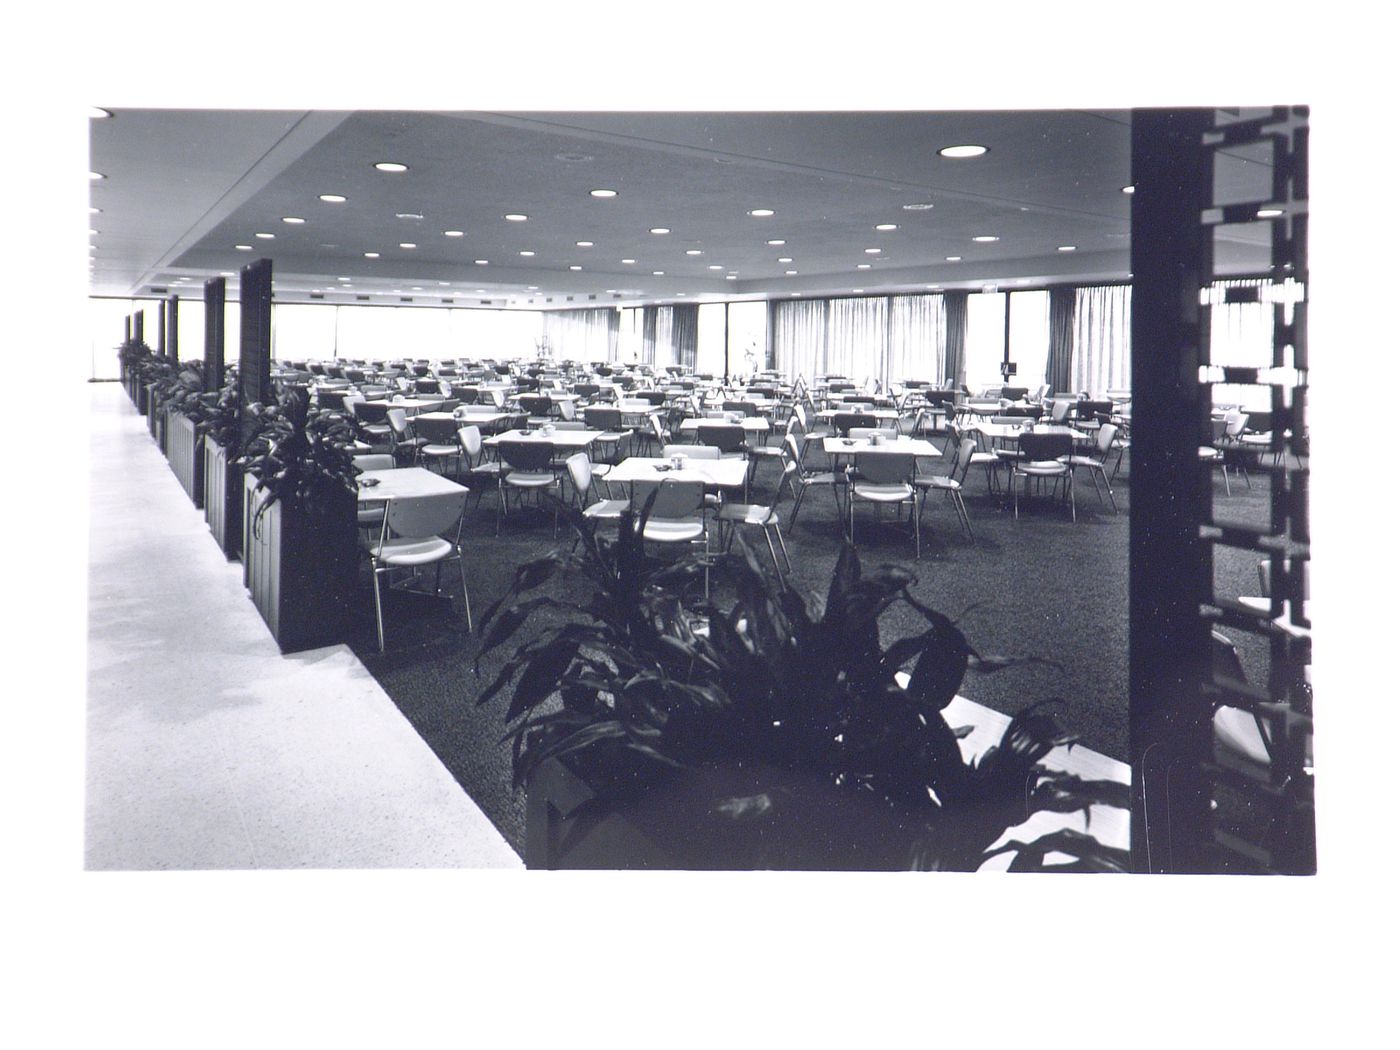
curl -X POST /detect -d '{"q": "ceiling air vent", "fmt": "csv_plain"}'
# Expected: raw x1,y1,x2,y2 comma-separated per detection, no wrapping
309,293,324,300
479,299,492,306
442,297,454,304
566,295,574,302
356,295,370,302
400,296,413,303
150,286,168,294
588,294,597,301
546,297,553,303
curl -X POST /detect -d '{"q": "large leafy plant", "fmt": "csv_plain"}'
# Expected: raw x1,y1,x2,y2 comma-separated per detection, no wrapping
476,504,1129,871
238,387,360,528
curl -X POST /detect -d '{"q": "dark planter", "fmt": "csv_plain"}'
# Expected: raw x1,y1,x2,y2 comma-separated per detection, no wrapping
525,755,921,871
204,442,243,559
166,413,204,507
242,473,359,654
138,381,153,416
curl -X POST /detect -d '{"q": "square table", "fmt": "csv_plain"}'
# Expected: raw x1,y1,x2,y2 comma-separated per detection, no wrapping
484,428,604,451
605,456,750,490
677,417,771,437
822,435,940,460
356,467,468,502
380,396,447,416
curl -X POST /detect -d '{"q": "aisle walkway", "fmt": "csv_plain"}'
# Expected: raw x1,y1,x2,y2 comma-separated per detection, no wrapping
84,383,521,869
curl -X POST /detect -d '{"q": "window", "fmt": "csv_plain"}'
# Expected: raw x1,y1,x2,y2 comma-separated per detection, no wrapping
272,304,337,360
696,303,727,377
726,300,767,377
1007,290,1049,391
964,291,1007,393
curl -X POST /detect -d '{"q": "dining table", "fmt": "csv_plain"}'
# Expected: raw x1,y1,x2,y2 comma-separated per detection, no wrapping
605,455,750,492
356,466,468,502
484,427,605,451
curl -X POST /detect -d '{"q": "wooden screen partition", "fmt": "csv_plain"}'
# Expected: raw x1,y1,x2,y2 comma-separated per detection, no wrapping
167,412,203,506
134,309,144,345
204,277,225,392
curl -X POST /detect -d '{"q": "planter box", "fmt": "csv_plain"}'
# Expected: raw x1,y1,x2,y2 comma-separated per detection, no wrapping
138,381,153,416
204,442,243,559
166,413,204,507
242,473,359,653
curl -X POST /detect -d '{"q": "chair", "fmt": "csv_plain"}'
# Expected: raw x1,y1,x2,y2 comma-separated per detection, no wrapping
1011,431,1075,521
583,407,633,463
663,444,719,460
1067,422,1119,513
717,459,795,575
351,453,397,535
387,408,427,463
627,478,710,593
949,422,1003,493
831,412,879,436
915,437,976,542
696,422,748,459
782,433,844,527
415,377,442,396
352,400,393,448
415,415,463,474
848,452,920,558
496,440,562,534
519,394,554,423
364,490,472,652
457,425,502,505
1202,418,1231,494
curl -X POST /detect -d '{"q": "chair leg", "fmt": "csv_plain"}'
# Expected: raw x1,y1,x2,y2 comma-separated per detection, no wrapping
457,552,473,632
774,522,792,573
763,526,781,576
1102,466,1118,514
372,566,387,653
1068,472,1076,523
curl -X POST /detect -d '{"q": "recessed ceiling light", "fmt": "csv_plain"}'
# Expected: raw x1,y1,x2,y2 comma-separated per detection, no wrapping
652,270,665,276
875,223,898,231
864,247,882,254
622,258,636,264
791,292,800,297
938,144,988,158
1257,207,1284,218
399,242,417,249
89,207,101,214
220,271,234,277
476,289,486,294
1058,245,1077,252
91,107,112,119
853,288,865,293
649,227,670,235
902,202,935,211
708,265,723,271
338,276,352,282
766,239,786,246
576,240,594,247
364,252,380,258
255,232,274,239
785,270,797,275
319,193,347,203
946,255,962,262
90,228,98,236
89,171,105,180
527,285,539,291
282,216,305,224
1122,185,1135,195
235,244,253,251
926,284,940,289
777,257,793,263
569,265,582,271
374,162,409,173
748,209,775,217
857,264,871,270
505,213,528,222
475,259,488,265
725,275,737,281
411,286,424,291
685,249,703,256
589,188,618,198
972,235,999,243
444,230,464,237
395,212,424,221
519,250,535,256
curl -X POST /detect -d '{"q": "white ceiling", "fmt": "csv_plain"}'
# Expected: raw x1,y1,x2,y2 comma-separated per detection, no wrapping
88,108,1275,308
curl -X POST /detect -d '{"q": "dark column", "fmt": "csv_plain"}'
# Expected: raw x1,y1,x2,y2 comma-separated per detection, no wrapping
1128,108,1216,874
204,277,226,393
124,315,131,343
134,310,144,345
168,295,180,362
239,258,274,445
158,299,167,355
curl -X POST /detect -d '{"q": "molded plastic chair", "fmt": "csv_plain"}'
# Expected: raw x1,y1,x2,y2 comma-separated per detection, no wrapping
848,452,920,558
1011,431,1075,521
717,459,795,575
496,440,561,534
564,452,629,530
415,415,463,474
915,437,976,541
364,490,472,652
1067,423,1119,513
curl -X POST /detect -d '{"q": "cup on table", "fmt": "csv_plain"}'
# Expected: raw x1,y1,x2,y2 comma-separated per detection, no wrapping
670,453,685,469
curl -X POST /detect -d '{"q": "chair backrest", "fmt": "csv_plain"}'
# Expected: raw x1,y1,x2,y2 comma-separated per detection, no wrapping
1001,386,1029,401
453,384,480,404
629,478,704,519
1210,418,1228,442
848,428,882,442
457,424,483,459
415,377,441,394
354,400,390,424
1019,431,1073,462
384,491,468,540
696,423,747,453
415,416,459,444
552,421,587,430
854,452,914,485
1050,399,1073,423
638,389,668,405
520,395,553,416
558,398,577,421
1095,423,1118,455
664,443,719,460
499,440,554,472
387,408,410,434
1224,412,1248,437
951,437,977,480
564,452,593,498
584,407,623,431
574,383,600,399
832,412,879,436
352,454,396,471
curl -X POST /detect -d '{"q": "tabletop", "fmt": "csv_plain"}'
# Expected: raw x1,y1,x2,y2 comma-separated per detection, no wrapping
822,435,940,457
356,467,468,502
816,408,900,421
606,456,750,489
678,417,771,434
970,422,1078,443
484,428,603,449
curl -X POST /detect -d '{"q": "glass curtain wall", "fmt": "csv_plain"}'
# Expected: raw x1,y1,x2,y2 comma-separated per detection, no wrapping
1007,290,1050,393
726,300,768,378
964,291,1007,393
696,303,727,377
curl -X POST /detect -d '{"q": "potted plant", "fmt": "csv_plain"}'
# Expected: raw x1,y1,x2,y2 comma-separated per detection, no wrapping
158,362,212,504
117,337,153,406
237,387,361,653
476,503,1129,871
196,373,248,558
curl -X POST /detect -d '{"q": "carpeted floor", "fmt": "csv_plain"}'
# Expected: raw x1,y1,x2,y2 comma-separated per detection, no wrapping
344,441,1279,859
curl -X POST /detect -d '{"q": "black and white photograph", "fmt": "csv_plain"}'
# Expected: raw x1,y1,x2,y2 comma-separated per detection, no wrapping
8,4,1390,1046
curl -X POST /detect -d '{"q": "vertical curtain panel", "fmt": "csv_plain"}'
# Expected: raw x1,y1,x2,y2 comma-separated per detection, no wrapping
641,306,660,366
1046,286,1076,392
668,303,699,371
769,299,829,384
825,296,889,387
887,293,947,388
942,291,968,389
1071,285,1131,396
540,307,620,363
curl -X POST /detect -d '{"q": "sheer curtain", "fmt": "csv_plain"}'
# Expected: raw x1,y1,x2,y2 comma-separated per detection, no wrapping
769,299,828,384
641,306,660,366
541,307,619,363
1072,285,1131,396
943,291,968,389
1046,287,1076,392
826,296,888,387
887,294,946,388
668,304,699,370
1207,278,1274,409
